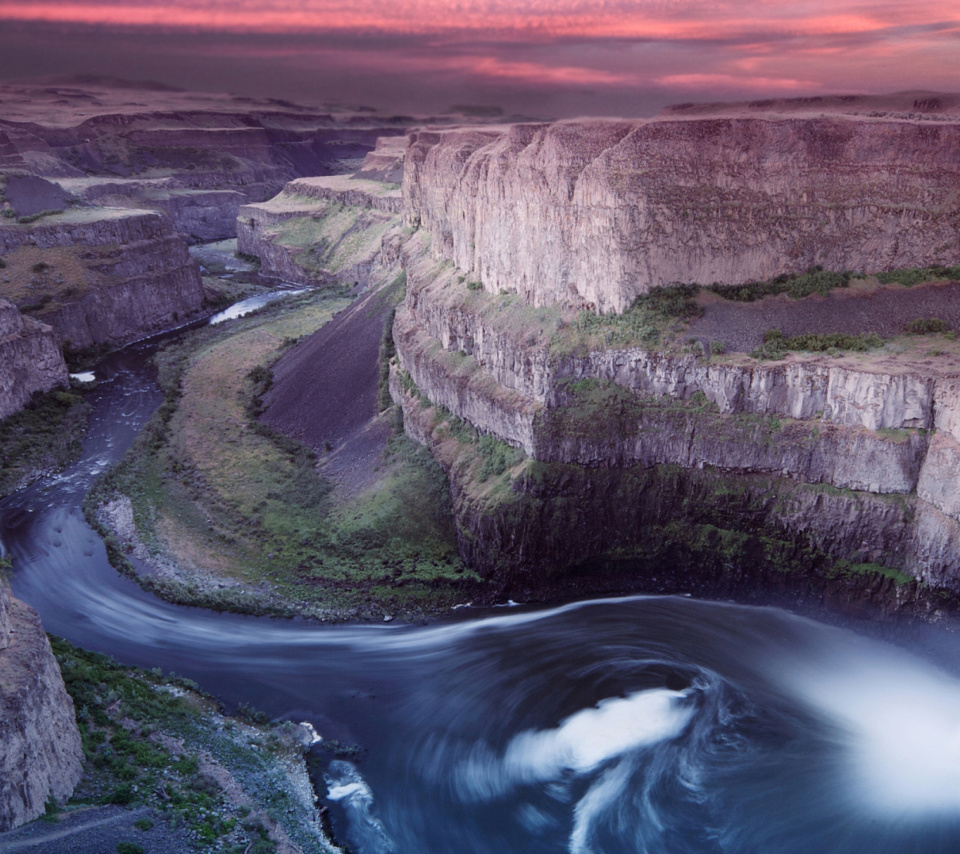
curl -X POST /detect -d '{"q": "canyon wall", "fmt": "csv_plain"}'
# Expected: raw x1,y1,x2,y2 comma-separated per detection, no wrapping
404,117,960,312
237,174,401,288
0,582,84,830
391,105,960,606
0,209,206,351
0,299,68,420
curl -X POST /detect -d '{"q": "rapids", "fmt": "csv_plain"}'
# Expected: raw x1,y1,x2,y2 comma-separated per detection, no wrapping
3,309,960,854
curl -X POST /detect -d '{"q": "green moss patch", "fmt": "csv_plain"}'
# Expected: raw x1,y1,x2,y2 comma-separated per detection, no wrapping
52,637,332,853
0,388,91,497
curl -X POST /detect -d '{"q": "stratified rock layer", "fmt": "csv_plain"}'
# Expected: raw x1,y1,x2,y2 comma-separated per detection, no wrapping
237,175,401,288
0,209,205,350
0,583,83,830
404,115,960,311
0,298,68,420
389,102,960,604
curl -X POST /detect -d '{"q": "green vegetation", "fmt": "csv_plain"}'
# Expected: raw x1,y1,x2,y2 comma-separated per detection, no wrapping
876,264,960,287
0,388,91,497
476,434,525,482
706,267,850,302
636,284,703,318
750,329,883,360
86,289,472,619
52,637,330,854
905,317,951,335
17,209,64,225
554,289,691,354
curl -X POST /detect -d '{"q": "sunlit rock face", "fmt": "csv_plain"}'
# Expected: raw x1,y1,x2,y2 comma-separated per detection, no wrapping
404,116,960,312
389,106,960,603
0,583,83,830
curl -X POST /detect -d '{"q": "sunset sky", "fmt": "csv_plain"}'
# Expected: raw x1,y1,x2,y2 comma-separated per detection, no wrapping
0,0,958,116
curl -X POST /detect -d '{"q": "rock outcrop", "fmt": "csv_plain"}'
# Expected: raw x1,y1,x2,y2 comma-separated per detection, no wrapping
237,174,402,288
0,582,84,830
0,299,68,420
404,115,960,312
0,208,206,351
389,102,960,608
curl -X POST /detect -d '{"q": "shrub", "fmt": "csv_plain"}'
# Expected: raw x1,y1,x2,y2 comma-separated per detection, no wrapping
710,340,726,355
17,209,63,224
877,265,960,287
751,329,883,360
905,317,950,335
635,284,702,318
117,843,144,854
708,267,849,302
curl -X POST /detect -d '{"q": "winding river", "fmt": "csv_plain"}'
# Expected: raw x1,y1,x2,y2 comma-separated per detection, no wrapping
4,309,960,854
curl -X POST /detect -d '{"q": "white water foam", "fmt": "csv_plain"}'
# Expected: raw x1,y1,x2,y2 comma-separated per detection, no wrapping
457,687,694,805
774,638,960,816
209,290,305,325
504,688,694,781
325,761,397,854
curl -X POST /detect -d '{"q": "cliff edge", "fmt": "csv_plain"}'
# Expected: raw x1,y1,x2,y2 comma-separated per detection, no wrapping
0,581,83,830
404,110,960,312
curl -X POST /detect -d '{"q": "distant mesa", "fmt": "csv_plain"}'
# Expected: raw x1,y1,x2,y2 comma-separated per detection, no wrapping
12,74,184,92
661,91,960,118
447,104,505,117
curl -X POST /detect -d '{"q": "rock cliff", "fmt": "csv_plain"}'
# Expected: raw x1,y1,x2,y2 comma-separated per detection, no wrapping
0,299,68,420
404,114,960,312
390,103,960,610
0,208,206,352
237,174,402,288
0,582,84,830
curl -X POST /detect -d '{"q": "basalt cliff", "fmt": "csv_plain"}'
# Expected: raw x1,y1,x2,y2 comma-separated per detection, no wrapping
0,207,206,354
0,580,83,830
386,96,960,615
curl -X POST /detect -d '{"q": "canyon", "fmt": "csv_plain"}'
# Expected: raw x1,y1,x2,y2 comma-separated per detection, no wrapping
384,94,960,610
5,84,960,844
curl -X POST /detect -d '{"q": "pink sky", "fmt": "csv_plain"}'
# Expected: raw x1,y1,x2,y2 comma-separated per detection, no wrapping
0,0,958,115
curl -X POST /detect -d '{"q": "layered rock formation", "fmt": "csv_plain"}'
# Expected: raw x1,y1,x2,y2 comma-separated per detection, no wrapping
390,101,960,608
0,299,68,420
404,114,960,312
237,173,402,288
0,582,83,830
0,78,413,241
0,208,205,351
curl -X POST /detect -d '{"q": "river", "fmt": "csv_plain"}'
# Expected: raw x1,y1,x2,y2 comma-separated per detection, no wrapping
4,306,960,854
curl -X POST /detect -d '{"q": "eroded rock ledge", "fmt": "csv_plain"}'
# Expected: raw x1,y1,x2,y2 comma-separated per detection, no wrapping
0,298,67,420
389,104,960,609
0,582,83,830
237,174,402,288
0,208,206,352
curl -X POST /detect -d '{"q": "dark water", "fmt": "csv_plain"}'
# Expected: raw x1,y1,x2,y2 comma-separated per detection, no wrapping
4,321,960,854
